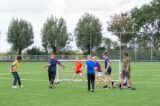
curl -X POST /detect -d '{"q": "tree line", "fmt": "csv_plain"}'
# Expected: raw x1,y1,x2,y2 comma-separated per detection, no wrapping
6,0,160,55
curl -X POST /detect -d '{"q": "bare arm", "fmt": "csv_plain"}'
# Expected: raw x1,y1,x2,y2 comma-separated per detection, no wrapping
10,65,14,72
126,62,129,72
106,62,110,71
42,64,51,68
59,64,65,68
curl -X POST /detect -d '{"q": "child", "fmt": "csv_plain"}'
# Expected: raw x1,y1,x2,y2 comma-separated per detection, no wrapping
72,59,85,81
92,56,104,87
86,55,97,92
43,53,65,89
102,52,112,88
120,52,132,88
10,56,23,88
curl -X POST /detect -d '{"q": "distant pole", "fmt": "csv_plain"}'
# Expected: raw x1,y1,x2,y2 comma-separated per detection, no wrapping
120,32,122,62
134,32,137,61
89,23,92,55
90,32,92,55
151,34,153,61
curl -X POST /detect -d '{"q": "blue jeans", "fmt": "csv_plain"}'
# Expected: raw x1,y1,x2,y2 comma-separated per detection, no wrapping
12,72,21,86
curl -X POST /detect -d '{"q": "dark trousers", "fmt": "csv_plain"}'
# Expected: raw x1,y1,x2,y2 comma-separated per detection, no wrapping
12,72,21,86
87,74,95,91
48,71,56,86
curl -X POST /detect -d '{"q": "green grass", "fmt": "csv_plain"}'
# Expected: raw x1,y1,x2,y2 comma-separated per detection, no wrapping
0,62,160,106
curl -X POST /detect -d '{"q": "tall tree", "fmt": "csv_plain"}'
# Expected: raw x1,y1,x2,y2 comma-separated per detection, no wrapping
7,18,34,55
75,13,102,54
102,37,112,49
107,12,134,49
131,0,160,49
41,16,68,54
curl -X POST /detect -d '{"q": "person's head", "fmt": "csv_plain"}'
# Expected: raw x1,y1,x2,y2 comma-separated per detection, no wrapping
92,56,97,62
87,55,92,60
123,52,129,58
50,53,55,59
76,57,80,62
102,52,108,59
17,56,22,62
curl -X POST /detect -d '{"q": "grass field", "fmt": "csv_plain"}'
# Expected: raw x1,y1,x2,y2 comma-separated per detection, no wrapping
0,62,160,106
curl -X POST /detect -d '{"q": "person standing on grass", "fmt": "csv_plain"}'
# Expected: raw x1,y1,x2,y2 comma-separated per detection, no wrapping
72,58,85,82
86,55,97,92
92,56,104,87
103,52,113,89
10,56,23,88
43,53,65,89
120,52,132,88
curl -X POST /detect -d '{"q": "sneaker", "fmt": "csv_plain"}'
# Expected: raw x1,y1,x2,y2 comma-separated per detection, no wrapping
111,82,114,87
103,85,108,88
49,85,54,89
91,90,94,92
12,86,17,88
20,85,24,88
130,87,136,90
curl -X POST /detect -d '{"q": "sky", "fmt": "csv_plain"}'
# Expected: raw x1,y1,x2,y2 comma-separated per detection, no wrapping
0,0,152,52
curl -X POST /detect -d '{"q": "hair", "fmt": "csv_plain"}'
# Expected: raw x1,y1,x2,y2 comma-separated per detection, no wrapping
124,52,129,57
103,51,108,56
51,52,55,55
87,55,92,60
17,56,22,60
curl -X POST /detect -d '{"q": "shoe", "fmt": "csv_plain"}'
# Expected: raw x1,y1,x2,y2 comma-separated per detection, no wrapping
49,85,54,89
91,90,94,92
130,87,136,90
111,82,114,87
103,85,108,88
12,86,17,88
20,85,24,88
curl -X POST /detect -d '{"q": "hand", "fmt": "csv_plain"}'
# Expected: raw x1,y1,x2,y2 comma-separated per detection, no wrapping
10,68,13,72
125,70,128,73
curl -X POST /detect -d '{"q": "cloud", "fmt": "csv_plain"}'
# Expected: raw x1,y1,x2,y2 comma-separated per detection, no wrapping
0,0,153,52
0,0,49,13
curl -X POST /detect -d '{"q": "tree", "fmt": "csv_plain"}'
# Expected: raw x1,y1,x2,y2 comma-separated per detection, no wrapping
131,0,160,49
41,16,68,54
107,12,134,49
102,37,112,49
7,18,34,55
25,47,44,55
75,13,102,54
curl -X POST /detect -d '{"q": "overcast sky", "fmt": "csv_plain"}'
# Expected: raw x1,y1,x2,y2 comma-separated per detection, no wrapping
0,0,152,52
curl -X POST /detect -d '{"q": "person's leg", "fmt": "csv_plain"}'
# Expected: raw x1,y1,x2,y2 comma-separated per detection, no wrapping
87,74,91,91
127,71,132,87
103,68,112,88
48,72,51,84
79,73,85,81
95,75,99,86
51,71,56,86
104,75,110,87
72,73,77,81
120,71,125,88
91,74,95,91
16,72,22,86
12,72,18,86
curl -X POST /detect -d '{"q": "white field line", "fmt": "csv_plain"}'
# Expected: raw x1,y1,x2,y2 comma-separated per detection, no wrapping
0,77,48,82
1,72,160,77
0,77,160,84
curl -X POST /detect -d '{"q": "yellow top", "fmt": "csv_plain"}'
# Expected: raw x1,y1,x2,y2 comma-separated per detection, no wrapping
11,60,20,72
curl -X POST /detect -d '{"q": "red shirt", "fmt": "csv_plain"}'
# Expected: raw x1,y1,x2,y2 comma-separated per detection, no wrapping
75,61,82,71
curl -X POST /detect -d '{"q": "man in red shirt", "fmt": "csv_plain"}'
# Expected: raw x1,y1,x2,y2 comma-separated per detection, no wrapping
72,59,85,81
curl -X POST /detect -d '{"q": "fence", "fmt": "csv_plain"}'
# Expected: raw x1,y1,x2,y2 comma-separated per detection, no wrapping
0,51,160,62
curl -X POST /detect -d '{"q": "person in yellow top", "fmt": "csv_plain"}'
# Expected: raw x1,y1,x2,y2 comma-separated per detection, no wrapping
10,56,23,88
